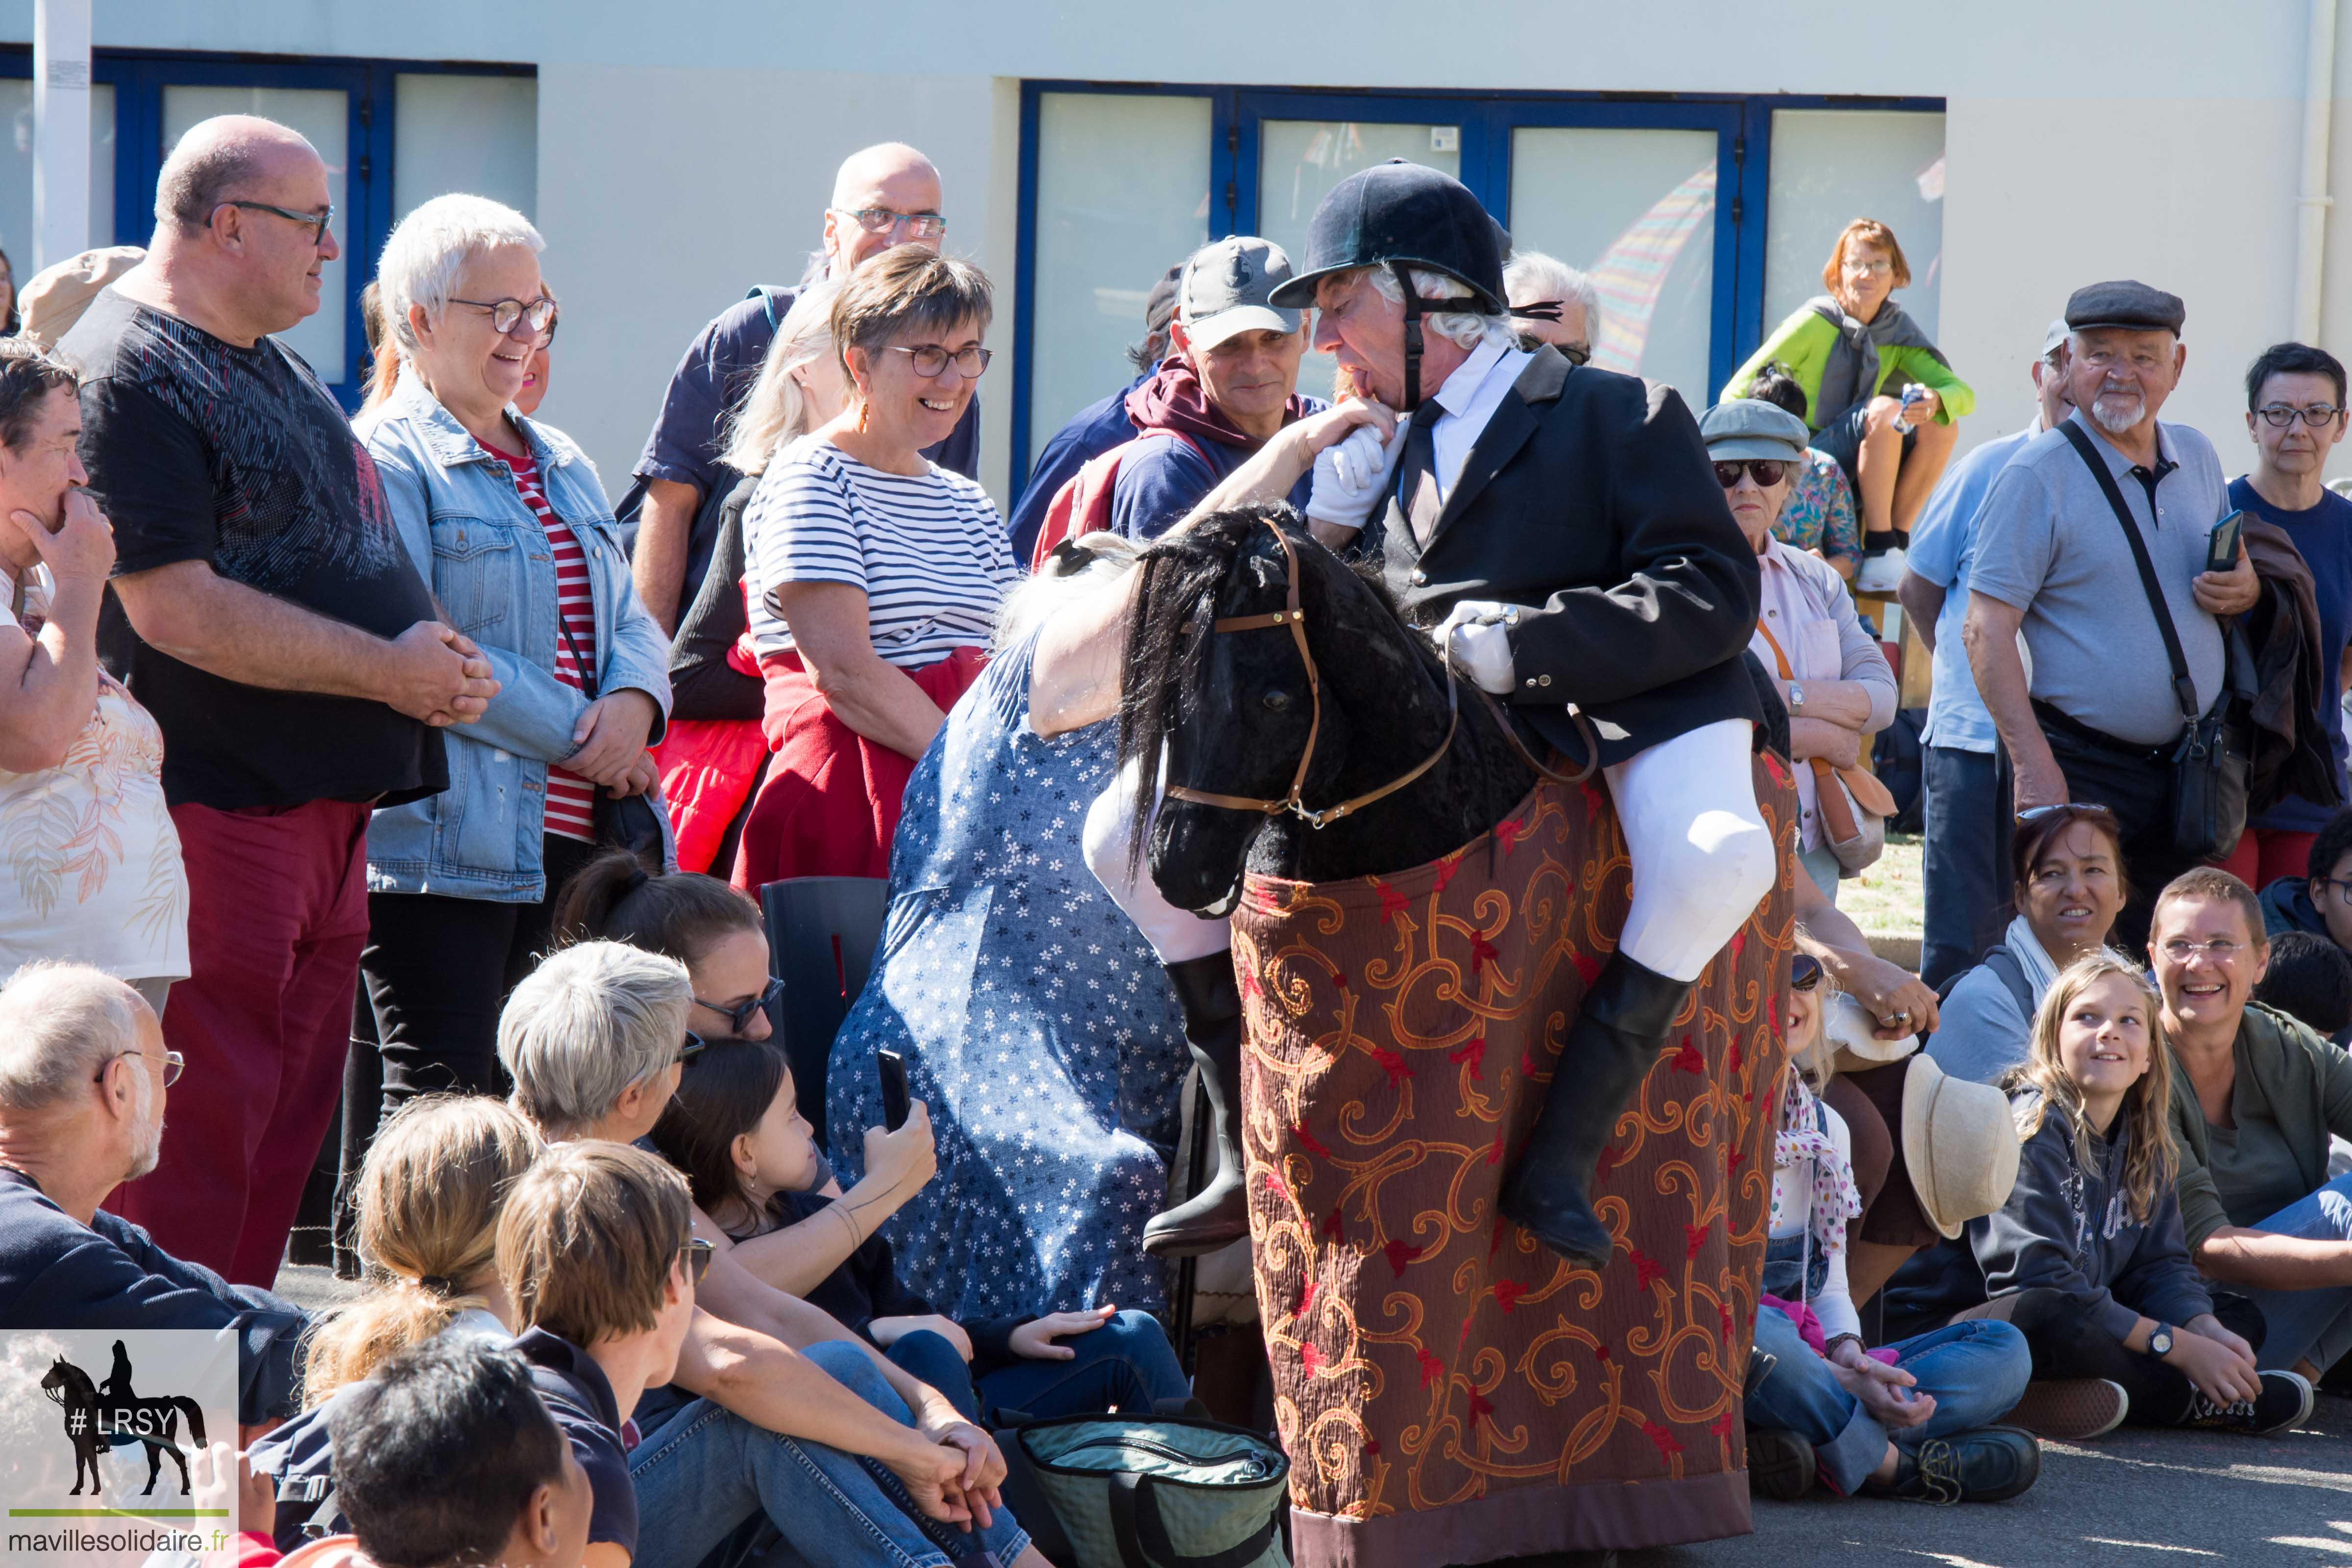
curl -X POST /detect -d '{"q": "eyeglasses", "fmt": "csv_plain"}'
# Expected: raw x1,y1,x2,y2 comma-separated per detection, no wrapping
2318,876,2352,906
675,1031,708,1069
1791,953,1824,992
677,1237,715,1289
219,200,334,245
2257,403,2345,428
695,978,783,1036
95,1049,183,1088
450,295,559,340
834,206,946,241
2158,937,2250,962
1843,257,1894,277
889,344,992,380
1713,460,1788,490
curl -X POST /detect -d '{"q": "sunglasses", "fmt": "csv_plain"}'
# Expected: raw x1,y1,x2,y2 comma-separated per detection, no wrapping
675,1031,708,1069
2015,802,2121,826
1790,953,1824,992
1714,460,1788,490
677,1237,714,1289
695,978,783,1036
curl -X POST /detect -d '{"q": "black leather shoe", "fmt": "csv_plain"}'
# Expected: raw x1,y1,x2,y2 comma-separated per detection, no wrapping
1868,1426,2040,1504
1746,1427,1815,1501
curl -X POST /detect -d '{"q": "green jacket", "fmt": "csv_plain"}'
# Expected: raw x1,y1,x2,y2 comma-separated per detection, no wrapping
1723,303,1975,430
2166,1002,2352,1251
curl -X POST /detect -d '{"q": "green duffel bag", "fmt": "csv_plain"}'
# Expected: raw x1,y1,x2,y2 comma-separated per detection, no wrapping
1011,1414,1290,1568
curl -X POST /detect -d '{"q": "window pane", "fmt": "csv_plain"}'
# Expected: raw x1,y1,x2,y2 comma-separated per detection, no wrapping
163,86,348,382
1259,122,1461,404
394,74,537,222
1510,126,1716,408
1028,92,1212,471
0,81,118,271
1765,109,1947,348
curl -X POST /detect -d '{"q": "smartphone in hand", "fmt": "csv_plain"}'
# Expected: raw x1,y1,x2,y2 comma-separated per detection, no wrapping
2206,510,2246,574
878,1049,910,1133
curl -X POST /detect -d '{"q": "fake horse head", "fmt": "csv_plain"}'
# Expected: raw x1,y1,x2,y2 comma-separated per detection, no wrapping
1116,506,1536,916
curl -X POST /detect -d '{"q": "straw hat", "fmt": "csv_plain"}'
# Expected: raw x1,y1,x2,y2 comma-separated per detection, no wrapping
1901,1053,2022,1239
17,245,144,347
1826,991,1918,1076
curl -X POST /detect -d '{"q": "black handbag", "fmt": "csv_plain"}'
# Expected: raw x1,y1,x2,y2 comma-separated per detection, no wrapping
2058,421,2251,860
558,606,668,871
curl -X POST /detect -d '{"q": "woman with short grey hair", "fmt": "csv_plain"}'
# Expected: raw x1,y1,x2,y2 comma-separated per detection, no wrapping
351,194,675,1147
497,939,697,1141
1504,250,1602,366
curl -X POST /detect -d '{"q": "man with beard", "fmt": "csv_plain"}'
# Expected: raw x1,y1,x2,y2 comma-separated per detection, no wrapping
0,962,304,1429
1964,282,2262,947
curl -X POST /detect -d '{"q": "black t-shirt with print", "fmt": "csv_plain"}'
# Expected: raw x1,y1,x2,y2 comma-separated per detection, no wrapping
61,289,446,810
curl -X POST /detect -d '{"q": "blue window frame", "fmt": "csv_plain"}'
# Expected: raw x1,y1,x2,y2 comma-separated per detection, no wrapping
0,46,533,409
1013,81,1938,505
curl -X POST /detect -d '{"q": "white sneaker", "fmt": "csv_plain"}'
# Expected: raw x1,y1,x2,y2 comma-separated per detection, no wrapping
1854,547,1909,594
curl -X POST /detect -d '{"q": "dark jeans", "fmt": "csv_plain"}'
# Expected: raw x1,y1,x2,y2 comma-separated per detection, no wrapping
1920,745,2007,989
1996,715,2189,955
1958,1286,2267,1426
882,1311,1191,1423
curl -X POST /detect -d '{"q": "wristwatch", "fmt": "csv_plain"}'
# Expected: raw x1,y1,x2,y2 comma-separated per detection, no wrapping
1787,683,1807,712
2148,1323,2175,1357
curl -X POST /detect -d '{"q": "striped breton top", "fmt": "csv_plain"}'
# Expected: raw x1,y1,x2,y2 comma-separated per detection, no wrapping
744,434,1018,667
485,442,599,843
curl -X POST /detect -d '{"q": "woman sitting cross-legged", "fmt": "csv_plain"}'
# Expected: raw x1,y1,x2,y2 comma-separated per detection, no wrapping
1883,953,2310,1441
1743,951,2040,1505
654,1036,1192,1424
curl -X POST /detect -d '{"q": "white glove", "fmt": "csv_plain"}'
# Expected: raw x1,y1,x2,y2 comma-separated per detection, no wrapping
1304,422,1406,531
1431,599,1519,695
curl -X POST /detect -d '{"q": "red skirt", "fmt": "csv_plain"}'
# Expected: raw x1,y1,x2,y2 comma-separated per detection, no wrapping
730,647,989,891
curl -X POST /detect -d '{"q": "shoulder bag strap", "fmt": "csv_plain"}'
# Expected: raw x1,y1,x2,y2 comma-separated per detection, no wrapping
2057,420,2199,725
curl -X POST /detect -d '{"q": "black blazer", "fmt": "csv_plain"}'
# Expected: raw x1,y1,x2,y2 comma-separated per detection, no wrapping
1362,346,1764,768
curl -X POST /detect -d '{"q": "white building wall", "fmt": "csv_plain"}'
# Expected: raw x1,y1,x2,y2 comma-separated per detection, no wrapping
0,0,2338,497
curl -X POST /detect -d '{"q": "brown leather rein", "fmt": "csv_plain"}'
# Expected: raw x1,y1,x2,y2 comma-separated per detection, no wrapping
1163,519,1460,831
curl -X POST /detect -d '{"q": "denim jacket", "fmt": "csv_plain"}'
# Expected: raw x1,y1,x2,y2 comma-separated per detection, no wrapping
358,373,674,900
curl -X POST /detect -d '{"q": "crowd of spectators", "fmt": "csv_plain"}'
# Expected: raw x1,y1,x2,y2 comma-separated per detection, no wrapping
10,99,2352,1564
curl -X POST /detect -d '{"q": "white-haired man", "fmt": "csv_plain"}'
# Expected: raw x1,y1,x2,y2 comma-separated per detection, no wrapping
58,113,498,1286
1504,250,1601,367
0,961,305,1428
627,141,980,635
1963,281,2263,951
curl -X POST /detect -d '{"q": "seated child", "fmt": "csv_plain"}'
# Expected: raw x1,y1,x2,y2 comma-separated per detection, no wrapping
652,1038,1193,1421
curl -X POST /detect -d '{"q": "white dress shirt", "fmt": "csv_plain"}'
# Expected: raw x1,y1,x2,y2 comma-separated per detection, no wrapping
1413,334,1535,535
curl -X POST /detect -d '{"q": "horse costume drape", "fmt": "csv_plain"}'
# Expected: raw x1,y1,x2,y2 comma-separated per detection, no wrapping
1235,755,1795,1565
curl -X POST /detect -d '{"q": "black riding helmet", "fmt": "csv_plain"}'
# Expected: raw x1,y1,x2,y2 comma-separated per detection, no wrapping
1266,158,1507,410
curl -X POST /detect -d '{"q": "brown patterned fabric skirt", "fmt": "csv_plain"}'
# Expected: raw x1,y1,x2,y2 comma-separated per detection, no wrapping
1231,756,1797,1566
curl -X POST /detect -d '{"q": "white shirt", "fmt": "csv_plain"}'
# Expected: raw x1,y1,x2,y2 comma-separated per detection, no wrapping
1414,335,1535,535
1767,1099,1862,1342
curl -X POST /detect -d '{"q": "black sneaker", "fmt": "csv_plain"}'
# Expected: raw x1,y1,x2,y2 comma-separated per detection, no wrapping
2185,1370,2313,1436
1747,1427,1815,1501
1869,1426,2040,1504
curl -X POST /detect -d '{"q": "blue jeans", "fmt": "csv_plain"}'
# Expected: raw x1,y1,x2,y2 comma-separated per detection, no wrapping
1921,745,2006,990
626,1339,1033,1568
1745,1306,2032,1495
884,1310,1192,1423
2238,1171,2352,1373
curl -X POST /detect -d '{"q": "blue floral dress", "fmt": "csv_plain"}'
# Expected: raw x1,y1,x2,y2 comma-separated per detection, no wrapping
827,634,1190,1318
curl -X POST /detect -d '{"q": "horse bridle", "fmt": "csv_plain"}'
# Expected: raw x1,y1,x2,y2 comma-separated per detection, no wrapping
1164,519,1458,831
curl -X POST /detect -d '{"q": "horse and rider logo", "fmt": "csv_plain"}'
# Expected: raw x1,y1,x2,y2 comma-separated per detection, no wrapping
38,1339,207,1496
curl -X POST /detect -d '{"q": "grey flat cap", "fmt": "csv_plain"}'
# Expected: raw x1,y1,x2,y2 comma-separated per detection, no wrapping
2065,280,2185,336
1700,398,1812,461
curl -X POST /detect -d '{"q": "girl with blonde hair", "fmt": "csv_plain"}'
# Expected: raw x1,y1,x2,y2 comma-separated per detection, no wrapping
1884,953,2308,1441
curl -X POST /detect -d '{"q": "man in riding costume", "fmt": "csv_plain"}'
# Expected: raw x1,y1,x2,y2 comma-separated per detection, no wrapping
1273,160,1775,1264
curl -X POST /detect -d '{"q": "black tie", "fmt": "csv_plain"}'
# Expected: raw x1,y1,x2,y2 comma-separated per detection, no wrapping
1398,408,1445,546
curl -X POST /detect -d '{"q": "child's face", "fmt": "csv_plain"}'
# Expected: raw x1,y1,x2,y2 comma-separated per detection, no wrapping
2056,972,2153,1102
736,1073,822,1195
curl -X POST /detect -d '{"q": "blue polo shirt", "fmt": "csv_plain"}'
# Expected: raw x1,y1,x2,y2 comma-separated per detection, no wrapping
1906,421,2040,753
1007,373,1147,563
2231,474,2352,833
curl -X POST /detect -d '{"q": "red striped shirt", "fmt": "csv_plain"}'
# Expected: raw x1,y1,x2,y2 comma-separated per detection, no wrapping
488,443,599,843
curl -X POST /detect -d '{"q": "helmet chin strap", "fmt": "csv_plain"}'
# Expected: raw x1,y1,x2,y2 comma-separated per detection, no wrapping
1390,261,1476,414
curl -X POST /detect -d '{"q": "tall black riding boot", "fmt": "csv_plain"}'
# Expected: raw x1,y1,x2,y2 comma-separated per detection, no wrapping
1497,954,1695,1265
1143,952,1251,1258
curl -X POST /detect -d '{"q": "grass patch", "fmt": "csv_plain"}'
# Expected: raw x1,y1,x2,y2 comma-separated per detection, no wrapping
1841,832,1924,942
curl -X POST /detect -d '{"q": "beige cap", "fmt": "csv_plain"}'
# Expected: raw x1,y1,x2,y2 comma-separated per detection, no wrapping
18,245,145,347
1901,1053,2023,1240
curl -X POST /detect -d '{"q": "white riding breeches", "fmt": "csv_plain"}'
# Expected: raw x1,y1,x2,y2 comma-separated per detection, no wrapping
1082,759,1233,964
1603,718,1774,982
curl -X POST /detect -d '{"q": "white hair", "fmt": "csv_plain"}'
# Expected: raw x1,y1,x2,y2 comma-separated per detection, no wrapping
375,193,546,362
0,961,142,1112
1504,251,1602,343
1356,266,1519,352
498,941,692,1137
722,281,842,477
993,532,1142,653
